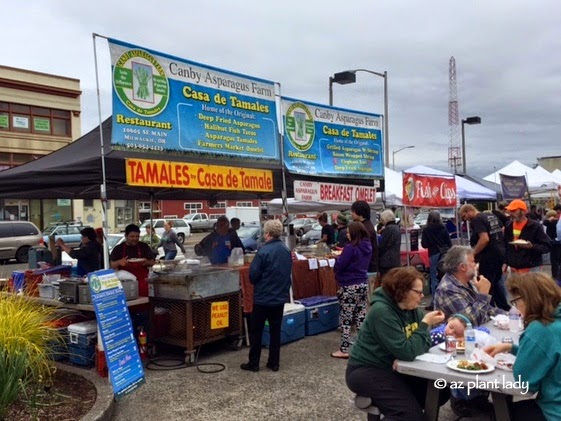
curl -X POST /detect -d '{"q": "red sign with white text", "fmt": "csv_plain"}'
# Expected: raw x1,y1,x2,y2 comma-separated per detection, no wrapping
402,173,457,207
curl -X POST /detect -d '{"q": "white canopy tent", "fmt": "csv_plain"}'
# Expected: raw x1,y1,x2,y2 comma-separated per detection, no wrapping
380,165,497,205
483,160,560,195
265,197,380,215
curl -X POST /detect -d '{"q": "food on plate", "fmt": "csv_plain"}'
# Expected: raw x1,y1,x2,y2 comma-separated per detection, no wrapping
509,239,529,245
456,360,489,371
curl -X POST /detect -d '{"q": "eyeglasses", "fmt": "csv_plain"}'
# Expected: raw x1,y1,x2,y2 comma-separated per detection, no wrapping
410,288,424,296
510,296,523,307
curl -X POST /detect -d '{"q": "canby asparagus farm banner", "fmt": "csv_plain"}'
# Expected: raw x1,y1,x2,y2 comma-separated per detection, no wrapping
282,98,384,179
109,38,280,163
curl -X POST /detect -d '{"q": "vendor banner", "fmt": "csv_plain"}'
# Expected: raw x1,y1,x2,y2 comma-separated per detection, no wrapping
402,173,457,207
109,38,279,163
294,179,376,204
282,98,383,179
125,158,273,192
499,174,528,200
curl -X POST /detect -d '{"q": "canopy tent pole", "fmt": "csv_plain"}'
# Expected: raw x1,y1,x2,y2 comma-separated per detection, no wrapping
93,33,110,269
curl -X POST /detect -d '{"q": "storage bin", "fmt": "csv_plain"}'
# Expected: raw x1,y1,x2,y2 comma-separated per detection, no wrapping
67,320,97,367
296,295,339,336
262,303,305,347
38,282,59,299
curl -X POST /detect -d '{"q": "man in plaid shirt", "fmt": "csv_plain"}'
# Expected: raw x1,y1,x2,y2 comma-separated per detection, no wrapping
434,245,506,325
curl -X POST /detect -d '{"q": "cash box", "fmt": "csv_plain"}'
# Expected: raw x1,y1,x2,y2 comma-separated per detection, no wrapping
296,295,340,336
67,320,97,367
262,303,305,347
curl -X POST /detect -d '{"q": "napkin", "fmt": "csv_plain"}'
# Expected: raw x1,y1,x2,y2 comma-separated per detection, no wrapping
415,353,451,364
491,314,510,330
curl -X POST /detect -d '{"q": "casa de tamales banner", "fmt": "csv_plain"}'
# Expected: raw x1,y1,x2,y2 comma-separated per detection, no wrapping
282,97,384,179
109,38,279,164
125,158,273,192
402,173,457,207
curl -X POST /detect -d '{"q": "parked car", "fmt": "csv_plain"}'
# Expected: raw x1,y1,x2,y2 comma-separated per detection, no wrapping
42,222,91,249
182,213,215,232
289,217,317,236
0,220,42,263
139,219,191,243
300,223,322,245
237,226,262,251
414,212,429,228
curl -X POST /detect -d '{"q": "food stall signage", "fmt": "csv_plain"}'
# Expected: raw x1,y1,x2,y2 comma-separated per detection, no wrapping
88,269,145,400
402,173,457,207
211,301,229,329
282,97,384,179
294,180,376,204
109,38,280,163
126,158,273,192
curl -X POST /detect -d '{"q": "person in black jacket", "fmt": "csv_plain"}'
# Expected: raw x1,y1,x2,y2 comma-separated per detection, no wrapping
421,210,452,310
57,227,102,276
377,209,401,277
504,199,551,272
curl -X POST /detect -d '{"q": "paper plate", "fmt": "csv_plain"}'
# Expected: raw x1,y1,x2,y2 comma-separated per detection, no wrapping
509,240,529,245
127,258,146,263
446,360,494,374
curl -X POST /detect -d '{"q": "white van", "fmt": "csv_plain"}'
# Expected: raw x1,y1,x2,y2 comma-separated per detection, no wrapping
139,219,191,244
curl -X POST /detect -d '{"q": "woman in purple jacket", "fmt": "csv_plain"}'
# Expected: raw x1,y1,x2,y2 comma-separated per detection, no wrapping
331,221,373,359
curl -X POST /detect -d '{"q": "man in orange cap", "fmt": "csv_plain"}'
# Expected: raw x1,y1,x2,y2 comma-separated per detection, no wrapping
503,199,551,274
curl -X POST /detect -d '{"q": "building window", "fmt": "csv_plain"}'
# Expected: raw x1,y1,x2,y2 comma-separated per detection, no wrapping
236,201,253,207
209,201,226,209
84,199,94,207
183,202,203,212
0,101,71,137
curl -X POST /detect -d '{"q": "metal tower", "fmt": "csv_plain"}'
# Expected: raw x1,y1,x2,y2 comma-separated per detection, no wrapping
448,57,461,173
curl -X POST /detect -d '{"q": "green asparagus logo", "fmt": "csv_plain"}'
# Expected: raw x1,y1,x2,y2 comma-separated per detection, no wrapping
285,102,315,151
113,49,169,116
89,275,101,293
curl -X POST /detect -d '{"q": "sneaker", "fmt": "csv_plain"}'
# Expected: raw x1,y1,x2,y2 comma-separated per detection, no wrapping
240,363,259,372
450,395,493,417
266,363,279,372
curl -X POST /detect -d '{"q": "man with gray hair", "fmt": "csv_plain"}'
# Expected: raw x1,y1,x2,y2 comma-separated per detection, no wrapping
434,245,506,326
241,219,292,373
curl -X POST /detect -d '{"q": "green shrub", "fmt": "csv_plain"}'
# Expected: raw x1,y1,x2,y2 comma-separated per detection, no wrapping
0,293,63,418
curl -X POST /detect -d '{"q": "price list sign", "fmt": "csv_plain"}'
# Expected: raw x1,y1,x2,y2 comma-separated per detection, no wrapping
88,269,145,400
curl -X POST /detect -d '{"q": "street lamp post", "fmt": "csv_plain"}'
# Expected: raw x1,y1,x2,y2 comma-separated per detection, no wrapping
392,145,415,170
461,116,482,174
329,69,389,167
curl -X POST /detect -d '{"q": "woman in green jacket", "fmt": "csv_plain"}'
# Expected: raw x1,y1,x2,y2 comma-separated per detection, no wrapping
346,267,446,420
485,272,561,421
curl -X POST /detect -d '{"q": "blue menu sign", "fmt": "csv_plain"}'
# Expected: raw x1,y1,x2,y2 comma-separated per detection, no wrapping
88,269,145,400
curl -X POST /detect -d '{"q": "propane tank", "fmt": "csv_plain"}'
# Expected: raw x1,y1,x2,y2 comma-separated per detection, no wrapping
138,326,147,361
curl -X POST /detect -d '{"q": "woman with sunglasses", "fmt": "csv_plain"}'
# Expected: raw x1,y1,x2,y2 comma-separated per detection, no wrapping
484,272,561,421
346,267,447,419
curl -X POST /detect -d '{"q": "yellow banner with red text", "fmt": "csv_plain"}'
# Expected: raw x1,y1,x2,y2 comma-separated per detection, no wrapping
125,158,273,192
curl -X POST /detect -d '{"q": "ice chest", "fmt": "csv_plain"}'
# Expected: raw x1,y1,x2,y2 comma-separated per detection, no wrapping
262,303,305,347
67,320,97,366
296,295,339,336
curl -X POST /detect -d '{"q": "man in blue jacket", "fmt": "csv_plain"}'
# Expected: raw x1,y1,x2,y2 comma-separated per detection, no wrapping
241,219,292,373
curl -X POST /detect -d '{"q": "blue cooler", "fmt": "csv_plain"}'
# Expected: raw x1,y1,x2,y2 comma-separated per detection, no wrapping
262,303,305,347
67,320,97,367
297,296,340,336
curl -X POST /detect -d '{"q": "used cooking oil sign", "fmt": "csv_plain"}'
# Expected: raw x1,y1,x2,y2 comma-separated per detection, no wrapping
211,301,229,329
125,158,273,192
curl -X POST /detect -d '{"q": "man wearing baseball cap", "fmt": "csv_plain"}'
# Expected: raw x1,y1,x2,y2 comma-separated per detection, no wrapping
504,199,551,274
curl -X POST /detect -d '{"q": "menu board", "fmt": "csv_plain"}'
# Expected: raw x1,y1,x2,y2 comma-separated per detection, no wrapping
88,269,145,400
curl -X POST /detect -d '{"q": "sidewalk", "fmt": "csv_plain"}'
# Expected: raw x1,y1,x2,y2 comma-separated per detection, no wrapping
108,330,491,421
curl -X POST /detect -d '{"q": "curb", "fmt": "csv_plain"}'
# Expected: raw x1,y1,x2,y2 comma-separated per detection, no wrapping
55,363,114,421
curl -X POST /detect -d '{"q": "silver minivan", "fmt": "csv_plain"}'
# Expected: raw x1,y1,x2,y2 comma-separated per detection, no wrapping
0,221,42,263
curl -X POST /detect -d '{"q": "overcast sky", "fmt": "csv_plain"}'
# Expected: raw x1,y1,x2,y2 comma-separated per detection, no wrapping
3,0,561,177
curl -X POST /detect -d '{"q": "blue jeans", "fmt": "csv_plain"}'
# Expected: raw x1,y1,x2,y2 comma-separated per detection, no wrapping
164,250,177,260
429,253,441,302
